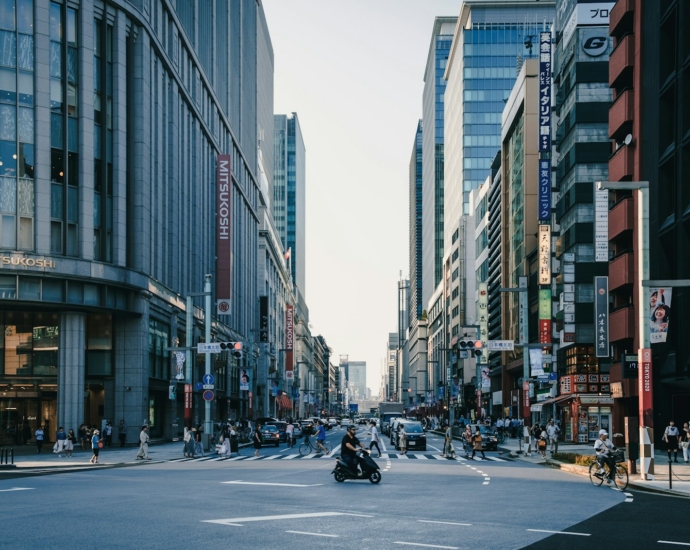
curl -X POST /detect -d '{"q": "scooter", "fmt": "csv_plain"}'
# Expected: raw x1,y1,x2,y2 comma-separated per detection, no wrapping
332,450,381,484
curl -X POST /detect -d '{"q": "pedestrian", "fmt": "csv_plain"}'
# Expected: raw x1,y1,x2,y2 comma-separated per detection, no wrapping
471,427,485,460
538,425,547,458
664,420,680,463
78,424,87,449
546,419,560,454
66,429,76,457
218,434,230,458
398,424,407,455
55,426,67,457
253,423,263,457
229,422,239,455
194,424,205,457
496,417,504,435
90,429,101,464
183,427,194,458
683,423,690,463
35,424,45,454
118,420,127,447
369,420,381,457
286,420,295,448
136,425,151,460
530,423,541,455
104,422,113,447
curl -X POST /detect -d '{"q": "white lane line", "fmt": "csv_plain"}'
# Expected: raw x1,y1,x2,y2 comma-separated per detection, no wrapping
527,529,590,537
418,520,472,527
483,478,490,481
398,454,409,460
286,531,338,538
393,542,459,549
482,482,489,485
415,454,429,460
227,456,246,461
380,453,389,459
203,511,374,526
243,457,260,461
428,444,442,452
280,447,292,453
324,444,341,458
221,481,323,488
485,456,506,461
381,440,388,452
0,487,35,492
659,542,690,546
262,455,281,460
282,454,299,459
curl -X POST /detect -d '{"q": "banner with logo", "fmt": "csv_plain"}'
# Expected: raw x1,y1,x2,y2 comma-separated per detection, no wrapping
638,348,652,428
481,366,491,389
539,159,551,221
595,276,609,357
538,32,552,153
285,305,294,379
649,287,672,344
259,296,269,343
239,368,251,392
216,154,232,315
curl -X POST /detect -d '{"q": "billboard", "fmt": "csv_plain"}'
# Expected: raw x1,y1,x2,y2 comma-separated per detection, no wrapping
270,379,281,397
649,287,672,344
538,159,551,222
216,155,232,315
538,32,552,153
538,225,551,285
239,368,251,392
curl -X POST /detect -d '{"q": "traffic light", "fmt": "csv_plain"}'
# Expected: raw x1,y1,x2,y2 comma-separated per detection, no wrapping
460,339,483,357
472,340,484,357
219,341,243,358
459,339,475,350
168,384,177,400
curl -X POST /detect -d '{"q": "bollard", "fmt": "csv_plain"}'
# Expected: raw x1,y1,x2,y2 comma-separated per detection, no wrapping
10,448,13,465
669,460,672,490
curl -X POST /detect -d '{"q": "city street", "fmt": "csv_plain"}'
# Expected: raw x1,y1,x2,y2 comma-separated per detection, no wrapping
3,427,688,549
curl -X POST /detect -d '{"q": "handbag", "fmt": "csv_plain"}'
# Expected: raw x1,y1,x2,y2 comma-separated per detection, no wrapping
98,440,104,449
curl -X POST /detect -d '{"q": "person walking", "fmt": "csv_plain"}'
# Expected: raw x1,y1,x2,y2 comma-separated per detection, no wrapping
368,420,381,457
286,420,295,449
538,425,547,458
104,422,113,447
78,424,87,450
253,423,263,457
194,424,205,457
229,422,239,455
65,429,76,458
35,424,45,454
55,427,67,457
118,420,127,447
183,427,194,458
398,424,407,455
471,427,485,460
136,425,151,460
664,420,680,463
442,424,452,458
90,429,101,464
683,422,690,463
546,419,560,454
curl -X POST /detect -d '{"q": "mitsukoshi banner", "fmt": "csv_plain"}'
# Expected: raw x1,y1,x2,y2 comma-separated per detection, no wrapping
285,305,294,380
649,287,672,344
216,155,232,315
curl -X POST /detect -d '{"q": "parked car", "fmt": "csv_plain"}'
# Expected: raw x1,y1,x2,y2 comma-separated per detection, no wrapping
340,418,354,427
265,421,287,442
390,419,426,451
328,418,340,428
259,425,280,447
468,424,498,451
357,417,368,425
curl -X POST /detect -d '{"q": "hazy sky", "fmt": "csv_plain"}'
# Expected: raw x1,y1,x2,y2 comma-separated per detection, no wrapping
263,0,461,395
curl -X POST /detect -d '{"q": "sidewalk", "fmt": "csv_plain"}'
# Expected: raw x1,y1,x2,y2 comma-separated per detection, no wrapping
498,436,690,497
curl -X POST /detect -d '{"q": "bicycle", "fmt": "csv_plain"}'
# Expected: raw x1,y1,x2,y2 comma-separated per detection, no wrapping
238,427,252,444
496,430,507,445
589,449,628,490
299,436,332,456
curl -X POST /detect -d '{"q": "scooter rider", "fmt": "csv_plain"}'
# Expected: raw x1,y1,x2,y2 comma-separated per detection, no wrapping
341,424,366,473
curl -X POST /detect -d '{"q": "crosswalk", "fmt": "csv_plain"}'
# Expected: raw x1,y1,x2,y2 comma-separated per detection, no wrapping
167,452,510,463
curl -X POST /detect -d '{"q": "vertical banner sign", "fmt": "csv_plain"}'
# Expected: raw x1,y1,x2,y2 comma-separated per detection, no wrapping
216,154,232,314
239,368,251,391
649,287,672,343
285,305,294,380
638,348,652,427
539,320,552,345
594,276,609,358
538,159,551,221
522,380,531,420
477,282,489,363
538,288,552,371
518,276,528,345
594,188,609,262
538,225,551,285
259,296,269,343
184,384,192,426
538,32,552,153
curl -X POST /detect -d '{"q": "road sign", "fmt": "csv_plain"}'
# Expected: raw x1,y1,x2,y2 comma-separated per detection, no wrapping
488,340,515,351
202,384,214,390
202,390,214,401
195,382,203,391
202,374,215,385
198,343,221,354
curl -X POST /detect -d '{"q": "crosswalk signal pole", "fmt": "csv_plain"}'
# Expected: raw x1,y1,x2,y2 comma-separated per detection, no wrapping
204,274,212,449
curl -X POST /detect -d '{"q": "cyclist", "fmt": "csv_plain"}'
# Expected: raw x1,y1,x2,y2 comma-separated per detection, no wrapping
314,421,328,454
594,429,616,484
286,420,295,448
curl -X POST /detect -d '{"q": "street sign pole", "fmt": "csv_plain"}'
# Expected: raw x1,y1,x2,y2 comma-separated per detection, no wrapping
204,274,212,448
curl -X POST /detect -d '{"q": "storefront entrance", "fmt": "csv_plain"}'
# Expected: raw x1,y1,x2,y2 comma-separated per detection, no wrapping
0,393,57,445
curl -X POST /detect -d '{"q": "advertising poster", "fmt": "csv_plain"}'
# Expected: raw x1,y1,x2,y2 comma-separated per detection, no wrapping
451,377,460,399
239,368,251,391
481,366,491,389
270,379,281,397
649,287,672,343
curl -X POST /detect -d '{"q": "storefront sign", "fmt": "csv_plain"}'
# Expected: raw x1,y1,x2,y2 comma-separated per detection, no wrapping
649,287,672,344
622,354,638,379
259,296,269,343
522,380,531,419
0,255,57,268
560,375,572,395
538,225,551,285
539,289,551,319
285,305,294,379
594,276,609,358
216,154,232,314
538,32,552,153
611,381,623,398
539,319,551,344
519,277,528,345
477,282,489,363
539,159,551,221
562,2,615,47
638,348,653,427
594,188,609,262
530,348,544,377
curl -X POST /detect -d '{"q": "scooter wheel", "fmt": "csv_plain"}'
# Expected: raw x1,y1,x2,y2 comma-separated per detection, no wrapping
334,471,346,483
369,472,381,484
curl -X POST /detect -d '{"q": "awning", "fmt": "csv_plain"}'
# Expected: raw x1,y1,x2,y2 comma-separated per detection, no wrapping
276,394,292,409
537,393,613,406
535,394,576,406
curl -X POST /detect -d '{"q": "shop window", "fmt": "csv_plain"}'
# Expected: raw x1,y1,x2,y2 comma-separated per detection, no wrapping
86,313,112,376
84,283,98,306
32,317,58,376
66,280,82,303
0,274,14,297
17,275,38,299
42,278,63,301
149,318,169,379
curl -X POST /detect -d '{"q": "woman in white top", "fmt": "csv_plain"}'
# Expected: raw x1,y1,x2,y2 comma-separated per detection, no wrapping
398,425,407,455
368,421,381,457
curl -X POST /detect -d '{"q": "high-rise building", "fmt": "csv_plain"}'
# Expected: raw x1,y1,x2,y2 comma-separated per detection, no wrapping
0,0,270,444
273,113,306,296
422,17,456,310
409,120,423,328
347,361,367,401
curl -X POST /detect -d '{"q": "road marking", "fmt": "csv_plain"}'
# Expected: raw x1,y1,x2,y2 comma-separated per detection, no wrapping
482,482,490,485
418,520,472,527
380,453,389,459
527,529,590,537
227,456,245,461
262,455,281,460
282,454,299,459
428,444,442,452
398,454,409,459
0,487,34,492
393,542,459,549
416,454,428,460
483,477,490,481
221,481,323,488
203,512,373,526
286,531,338,538
280,447,291,453
243,457,260,461
659,542,690,546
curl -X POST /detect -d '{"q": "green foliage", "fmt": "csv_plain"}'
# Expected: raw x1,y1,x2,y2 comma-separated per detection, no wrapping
551,452,597,466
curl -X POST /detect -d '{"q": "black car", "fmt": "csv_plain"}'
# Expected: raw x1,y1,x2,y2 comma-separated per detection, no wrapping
265,421,287,442
259,425,280,447
391,420,427,451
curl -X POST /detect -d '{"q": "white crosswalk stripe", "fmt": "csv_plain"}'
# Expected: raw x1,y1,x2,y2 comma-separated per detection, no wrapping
169,452,508,463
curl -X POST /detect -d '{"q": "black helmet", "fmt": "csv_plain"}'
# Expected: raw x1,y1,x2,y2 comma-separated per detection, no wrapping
347,425,356,432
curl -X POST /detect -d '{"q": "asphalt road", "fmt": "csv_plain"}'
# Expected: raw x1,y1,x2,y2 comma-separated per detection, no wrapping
2,426,688,550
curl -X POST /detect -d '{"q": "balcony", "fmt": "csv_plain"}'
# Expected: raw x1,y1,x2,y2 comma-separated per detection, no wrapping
610,0,635,39
609,89,633,139
609,197,635,240
610,305,636,343
609,252,635,291
609,144,634,181
610,34,635,89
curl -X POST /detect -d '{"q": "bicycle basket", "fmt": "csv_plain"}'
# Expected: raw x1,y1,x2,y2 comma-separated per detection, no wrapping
612,449,625,463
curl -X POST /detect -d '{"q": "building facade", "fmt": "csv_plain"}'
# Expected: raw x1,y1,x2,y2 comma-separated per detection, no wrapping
0,0,269,444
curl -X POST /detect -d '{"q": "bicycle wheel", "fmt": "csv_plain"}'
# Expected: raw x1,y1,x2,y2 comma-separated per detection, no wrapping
322,441,333,454
589,462,604,486
299,443,311,456
614,464,628,490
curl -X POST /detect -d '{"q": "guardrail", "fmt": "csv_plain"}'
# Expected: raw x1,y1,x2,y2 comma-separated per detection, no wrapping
0,447,14,466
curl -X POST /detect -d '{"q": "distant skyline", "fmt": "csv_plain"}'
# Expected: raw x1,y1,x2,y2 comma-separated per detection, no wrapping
263,0,462,395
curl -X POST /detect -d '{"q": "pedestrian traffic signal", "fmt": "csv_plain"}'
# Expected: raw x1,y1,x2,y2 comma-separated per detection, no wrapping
219,341,243,358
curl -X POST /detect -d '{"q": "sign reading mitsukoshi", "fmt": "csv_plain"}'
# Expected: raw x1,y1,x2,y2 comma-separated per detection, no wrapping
216,154,232,315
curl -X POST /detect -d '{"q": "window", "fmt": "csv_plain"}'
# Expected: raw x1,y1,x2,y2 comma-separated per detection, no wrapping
86,313,112,375
149,319,170,379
